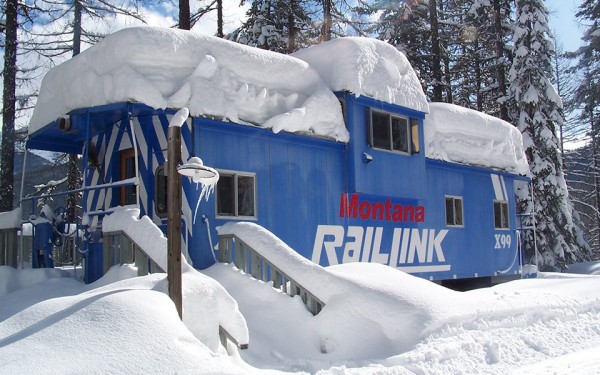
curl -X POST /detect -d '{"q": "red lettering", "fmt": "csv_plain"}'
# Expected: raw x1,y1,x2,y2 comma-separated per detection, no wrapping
359,201,371,219
339,194,426,223
340,194,359,218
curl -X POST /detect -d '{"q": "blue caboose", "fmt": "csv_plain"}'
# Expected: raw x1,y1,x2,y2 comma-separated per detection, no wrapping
24,27,531,286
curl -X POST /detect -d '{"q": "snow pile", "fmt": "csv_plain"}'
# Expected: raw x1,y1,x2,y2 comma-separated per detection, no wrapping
0,268,248,374
293,37,429,113
29,26,348,142
101,206,249,350
218,222,473,361
2,256,600,373
424,102,530,175
0,207,22,230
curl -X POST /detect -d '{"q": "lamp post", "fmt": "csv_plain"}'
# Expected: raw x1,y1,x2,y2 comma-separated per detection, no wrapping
167,108,218,320
167,110,185,319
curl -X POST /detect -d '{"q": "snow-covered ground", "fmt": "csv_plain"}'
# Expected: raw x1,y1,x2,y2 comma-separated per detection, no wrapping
1,252,599,374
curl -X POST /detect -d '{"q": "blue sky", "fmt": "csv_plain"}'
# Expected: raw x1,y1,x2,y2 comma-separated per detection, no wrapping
546,0,583,53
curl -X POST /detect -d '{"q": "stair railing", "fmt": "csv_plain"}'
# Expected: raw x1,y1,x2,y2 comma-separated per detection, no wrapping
217,234,325,315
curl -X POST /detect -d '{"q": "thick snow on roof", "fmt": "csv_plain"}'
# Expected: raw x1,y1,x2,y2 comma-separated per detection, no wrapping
29,26,349,142
425,103,530,175
293,37,429,113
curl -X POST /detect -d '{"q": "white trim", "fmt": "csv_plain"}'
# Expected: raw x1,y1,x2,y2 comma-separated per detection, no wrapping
500,175,508,201
491,174,504,201
397,265,451,273
444,195,464,228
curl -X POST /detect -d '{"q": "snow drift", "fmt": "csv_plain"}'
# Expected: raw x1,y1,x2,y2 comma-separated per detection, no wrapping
28,26,349,142
424,102,530,175
293,37,429,114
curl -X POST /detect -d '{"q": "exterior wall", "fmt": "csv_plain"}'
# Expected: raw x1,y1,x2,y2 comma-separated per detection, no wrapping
77,96,522,282
83,111,195,261
189,119,347,268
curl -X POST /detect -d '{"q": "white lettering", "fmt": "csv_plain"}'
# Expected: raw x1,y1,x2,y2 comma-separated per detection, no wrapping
312,225,450,273
311,225,343,265
343,226,363,263
408,228,428,264
370,227,388,264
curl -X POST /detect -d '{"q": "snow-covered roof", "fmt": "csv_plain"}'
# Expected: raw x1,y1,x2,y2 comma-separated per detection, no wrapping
28,26,349,142
293,37,429,113
424,103,530,175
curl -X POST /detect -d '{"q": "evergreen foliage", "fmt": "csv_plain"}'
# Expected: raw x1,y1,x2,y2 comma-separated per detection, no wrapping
508,0,590,270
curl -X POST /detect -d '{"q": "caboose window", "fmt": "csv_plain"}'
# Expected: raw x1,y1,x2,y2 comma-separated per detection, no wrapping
370,110,410,154
216,171,256,219
445,196,464,227
494,200,509,229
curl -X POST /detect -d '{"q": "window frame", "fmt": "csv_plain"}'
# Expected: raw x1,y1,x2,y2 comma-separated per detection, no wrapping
493,200,510,230
445,195,464,227
215,170,257,220
369,109,411,155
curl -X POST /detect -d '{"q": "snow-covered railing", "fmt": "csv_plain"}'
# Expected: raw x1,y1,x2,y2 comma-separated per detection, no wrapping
103,231,164,276
0,208,21,268
218,225,325,315
0,229,18,268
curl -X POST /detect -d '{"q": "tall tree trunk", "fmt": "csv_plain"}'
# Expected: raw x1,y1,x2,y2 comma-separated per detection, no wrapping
179,0,191,30
216,0,223,37
322,0,332,41
287,0,298,53
493,0,509,121
591,101,600,252
0,0,18,212
66,0,83,222
475,40,483,111
429,0,443,102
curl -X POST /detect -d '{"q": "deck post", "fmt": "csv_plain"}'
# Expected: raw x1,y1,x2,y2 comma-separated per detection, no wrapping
167,122,183,319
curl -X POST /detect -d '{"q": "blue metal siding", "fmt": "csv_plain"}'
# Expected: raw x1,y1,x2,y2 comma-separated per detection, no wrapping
342,93,427,198
425,160,520,279
32,99,524,282
189,119,346,267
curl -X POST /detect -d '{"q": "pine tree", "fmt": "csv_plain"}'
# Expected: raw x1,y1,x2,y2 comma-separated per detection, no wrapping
508,0,590,270
566,0,600,259
229,0,312,53
370,1,431,97
466,0,513,119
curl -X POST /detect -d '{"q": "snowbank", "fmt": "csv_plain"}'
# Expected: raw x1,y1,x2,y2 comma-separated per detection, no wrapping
101,207,249,350
293,37,429,113
424,102,530,175
0,268,248,374
217,222,474,360
29,26,349,142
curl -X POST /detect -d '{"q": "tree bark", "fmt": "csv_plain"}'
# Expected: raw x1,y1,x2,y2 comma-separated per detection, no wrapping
179,0,191,30
216,0,223,37
493,0,509,121
429,0,443,102
0,0,18,212
66,0,83,222
322,0,332,41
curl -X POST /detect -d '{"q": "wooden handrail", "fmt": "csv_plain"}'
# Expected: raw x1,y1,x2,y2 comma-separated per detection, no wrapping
103,230,165,275
217,234,325,315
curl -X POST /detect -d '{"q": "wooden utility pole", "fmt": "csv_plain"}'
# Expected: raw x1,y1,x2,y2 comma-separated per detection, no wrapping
167,125,183,319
